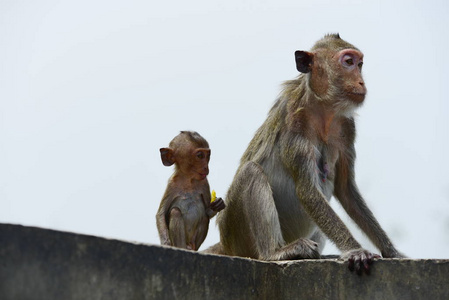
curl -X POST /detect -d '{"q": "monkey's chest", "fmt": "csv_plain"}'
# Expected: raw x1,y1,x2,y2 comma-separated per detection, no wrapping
170,196,209,229
264,146,338,242
317,156,330,182
313,145,338,196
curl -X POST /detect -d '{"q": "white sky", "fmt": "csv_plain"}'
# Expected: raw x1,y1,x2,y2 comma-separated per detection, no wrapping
1,0,448,259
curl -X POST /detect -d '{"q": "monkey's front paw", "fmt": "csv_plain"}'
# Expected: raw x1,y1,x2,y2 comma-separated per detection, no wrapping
340,248,380,275
210,197,226,212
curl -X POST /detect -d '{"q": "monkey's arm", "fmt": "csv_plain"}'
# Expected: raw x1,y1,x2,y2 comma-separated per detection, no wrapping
282,137,362,252
334,152,404,258
293,170,362,252
156,194,173,246
290,150,381,274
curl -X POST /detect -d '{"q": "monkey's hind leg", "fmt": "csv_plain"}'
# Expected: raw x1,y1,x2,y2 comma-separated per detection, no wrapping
168,207,187,249
201,242,226,255
225,161,319,261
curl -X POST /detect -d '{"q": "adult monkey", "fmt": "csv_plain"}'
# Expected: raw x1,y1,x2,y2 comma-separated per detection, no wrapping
208,34,404,274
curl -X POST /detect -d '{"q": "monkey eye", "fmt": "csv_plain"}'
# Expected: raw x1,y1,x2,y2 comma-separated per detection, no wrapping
345,58,354,65
196,152,205,159
358,62,363,69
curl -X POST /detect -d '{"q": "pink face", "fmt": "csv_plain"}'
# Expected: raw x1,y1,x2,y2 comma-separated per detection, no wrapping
335,49,367,103
191,148,210,180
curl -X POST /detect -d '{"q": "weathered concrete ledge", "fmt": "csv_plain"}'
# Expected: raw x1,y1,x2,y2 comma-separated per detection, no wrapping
0,223,447,300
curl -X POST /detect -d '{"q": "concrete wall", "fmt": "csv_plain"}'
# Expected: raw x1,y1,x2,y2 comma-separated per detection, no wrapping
0,223,448,300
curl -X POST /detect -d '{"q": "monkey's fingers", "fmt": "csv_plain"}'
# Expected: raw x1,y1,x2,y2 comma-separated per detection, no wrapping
369,253,381,263
211,198,226,211
346,250,377,275
362,258,371,275
350,256,366,275
355,260,363,275
348,257,355,272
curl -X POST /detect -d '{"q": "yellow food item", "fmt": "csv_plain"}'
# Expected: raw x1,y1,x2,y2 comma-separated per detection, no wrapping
211,190,216,203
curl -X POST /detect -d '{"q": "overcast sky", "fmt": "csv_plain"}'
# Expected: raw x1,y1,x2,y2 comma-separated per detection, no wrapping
1,0,448,258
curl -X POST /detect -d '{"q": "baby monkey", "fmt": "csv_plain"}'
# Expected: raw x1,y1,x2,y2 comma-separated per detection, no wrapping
157,131,225,250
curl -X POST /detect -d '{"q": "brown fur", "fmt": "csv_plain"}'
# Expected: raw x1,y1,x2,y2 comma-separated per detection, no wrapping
157,131,225,251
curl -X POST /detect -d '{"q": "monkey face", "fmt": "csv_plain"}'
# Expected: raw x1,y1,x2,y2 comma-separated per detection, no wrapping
335,49,367,104
174,147,210,181
191,148,210,180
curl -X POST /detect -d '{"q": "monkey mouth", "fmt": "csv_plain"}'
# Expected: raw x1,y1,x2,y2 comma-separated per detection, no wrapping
349,91,366,96
198,173,208,180
349,92,366,102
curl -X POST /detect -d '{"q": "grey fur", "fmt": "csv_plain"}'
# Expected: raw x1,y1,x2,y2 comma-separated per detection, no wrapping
206,35,403,264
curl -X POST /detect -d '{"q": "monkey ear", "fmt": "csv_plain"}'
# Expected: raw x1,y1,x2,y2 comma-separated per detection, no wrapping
295,50,313,73
160,148,175,166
